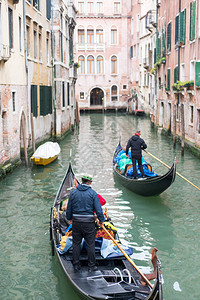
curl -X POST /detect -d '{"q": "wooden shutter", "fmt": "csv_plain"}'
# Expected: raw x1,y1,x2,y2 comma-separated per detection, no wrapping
62,82,65,107
167,69,171,90
162,28,166,56
195,62,200,87
167,22,171,52
175,15,179,44
46,0,51,20
190,1,196,41
31,85,38,117
67,82,70,106
40,86,45,116
156,32,161,61
174,66,178,83
179,10,186,44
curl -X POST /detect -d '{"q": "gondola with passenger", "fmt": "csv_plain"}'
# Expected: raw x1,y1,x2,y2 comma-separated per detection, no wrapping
50,163,163,300
113,142,176,196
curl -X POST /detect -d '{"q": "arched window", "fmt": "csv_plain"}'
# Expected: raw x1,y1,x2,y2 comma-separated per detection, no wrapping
87,28,94,44
111,26,117,44
97,55,104,74
78,55,85,74
111,55,117,74
96,27,103,44
111,85,118,101
87,55,94,74
78,28,85,44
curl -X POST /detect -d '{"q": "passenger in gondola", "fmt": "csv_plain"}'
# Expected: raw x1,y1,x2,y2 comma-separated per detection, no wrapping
125,130,147,179
66,174,105,272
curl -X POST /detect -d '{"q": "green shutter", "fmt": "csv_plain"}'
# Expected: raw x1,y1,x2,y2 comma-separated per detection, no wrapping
167,22,171,52
46,0,51,20
62,82,65,107
156,32,161,61
31,85,38,117
162,28,166,56
195,62,200,87
190,1,196,41
174,66,179,83
67,82,70,106
179,10,186,44
69,38,73,63
40,86,45,116
167,69,171,90
175,15,179,44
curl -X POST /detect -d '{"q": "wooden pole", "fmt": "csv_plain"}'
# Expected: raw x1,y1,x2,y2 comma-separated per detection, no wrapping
173,103,176,148
101,225,153,289
144,150,200,191
31,113,35,153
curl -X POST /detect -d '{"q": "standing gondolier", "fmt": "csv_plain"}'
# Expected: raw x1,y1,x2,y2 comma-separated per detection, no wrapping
66,174,105,272
126,130,147,179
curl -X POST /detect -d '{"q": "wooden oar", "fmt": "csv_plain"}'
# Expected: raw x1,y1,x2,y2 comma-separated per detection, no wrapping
144,150,200,191
101,224,153,289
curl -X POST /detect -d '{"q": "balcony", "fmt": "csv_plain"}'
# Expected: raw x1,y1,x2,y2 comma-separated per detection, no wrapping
0,44,10,62
77,43,105,52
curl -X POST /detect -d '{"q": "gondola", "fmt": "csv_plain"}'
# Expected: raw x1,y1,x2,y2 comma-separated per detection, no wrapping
113,143,176,196
50,163,163,300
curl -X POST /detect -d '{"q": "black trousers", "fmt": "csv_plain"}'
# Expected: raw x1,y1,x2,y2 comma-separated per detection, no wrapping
72,221,96,267
131,155,145,177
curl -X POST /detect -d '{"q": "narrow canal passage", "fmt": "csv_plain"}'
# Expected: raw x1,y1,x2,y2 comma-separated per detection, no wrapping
0,113,199,300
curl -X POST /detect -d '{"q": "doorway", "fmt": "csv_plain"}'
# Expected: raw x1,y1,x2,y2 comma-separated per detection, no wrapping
90,88,104,106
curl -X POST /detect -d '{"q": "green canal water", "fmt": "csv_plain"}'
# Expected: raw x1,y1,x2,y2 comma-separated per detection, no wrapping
0,113,200,300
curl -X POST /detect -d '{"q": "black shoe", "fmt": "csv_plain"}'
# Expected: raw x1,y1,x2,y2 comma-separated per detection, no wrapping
133,176,137,179
88,266,98,272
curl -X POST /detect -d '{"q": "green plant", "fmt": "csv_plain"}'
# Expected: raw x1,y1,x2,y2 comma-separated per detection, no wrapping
74,62,80,68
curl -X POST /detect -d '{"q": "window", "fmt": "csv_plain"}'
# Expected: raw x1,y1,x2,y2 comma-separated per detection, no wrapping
80,92,85,100
34,29,37,59
33,0,40,10
190,1,196,41
137,14,140,32
67,82,70,106
8,7,13,49
87,2,94,13
195,61,200,87
97,55,104,74
96,28,103,44
175,15,179,45
46,0,51,20
97,2,103,13
174,66,178,83
123,85,127,90
166,68,171,90
179,9,186,45
12,92,16,112
87,55,94,74
180,64,185,81
78,2,84,13
130,46,133,58
197,109,200,133
87,29,94,44
111,85,118,101
19,17,22,52
167,22,171,52
78,29,85,44
111,27,117,44
114,2,120,14
26,25,30,57
111,55,117,74
39,32,42,61
46,35,49,64
62,82,65,107
78,55,85,74
190,106,194,124
190,61,195,80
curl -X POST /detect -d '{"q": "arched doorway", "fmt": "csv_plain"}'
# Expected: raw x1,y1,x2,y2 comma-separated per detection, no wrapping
90,88,104,106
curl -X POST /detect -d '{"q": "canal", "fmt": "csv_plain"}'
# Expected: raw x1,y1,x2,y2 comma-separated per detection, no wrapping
0,113,200,300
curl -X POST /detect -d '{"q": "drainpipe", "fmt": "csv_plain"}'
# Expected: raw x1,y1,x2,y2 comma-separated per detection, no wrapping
51,4,56,140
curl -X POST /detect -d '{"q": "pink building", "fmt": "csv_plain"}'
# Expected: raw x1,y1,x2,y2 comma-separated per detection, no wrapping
156,0,200,149
74,0,132,111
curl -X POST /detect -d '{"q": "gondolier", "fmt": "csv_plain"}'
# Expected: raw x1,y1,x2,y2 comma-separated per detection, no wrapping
126,130,147,179
66,174,105,272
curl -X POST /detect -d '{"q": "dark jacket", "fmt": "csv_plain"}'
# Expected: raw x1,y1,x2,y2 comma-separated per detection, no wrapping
126,135,147,157
66,184,105,223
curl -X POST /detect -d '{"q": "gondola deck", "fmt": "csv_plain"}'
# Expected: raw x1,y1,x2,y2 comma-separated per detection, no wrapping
50,163,163,299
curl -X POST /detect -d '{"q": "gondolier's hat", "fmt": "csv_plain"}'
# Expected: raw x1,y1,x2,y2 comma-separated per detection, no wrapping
82,174,93,181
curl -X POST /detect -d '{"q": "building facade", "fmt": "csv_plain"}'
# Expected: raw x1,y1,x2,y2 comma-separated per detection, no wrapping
74,0,132,111
0,0,77,171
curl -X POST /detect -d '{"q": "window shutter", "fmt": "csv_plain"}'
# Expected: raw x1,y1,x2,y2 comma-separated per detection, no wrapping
179,10,186,44
46,0,51,20
62,82,65,107
40,86,45,116
167,22,171,52
31,85,38,117
167,69,171,90
156,32,161,61
195,62,200,87
175,15,179,44
174,66,178,83
67,82,70,106
162,28,166,56
190,1,196,41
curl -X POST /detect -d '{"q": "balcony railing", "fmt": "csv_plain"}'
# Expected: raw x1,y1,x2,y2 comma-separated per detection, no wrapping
77,43,105,52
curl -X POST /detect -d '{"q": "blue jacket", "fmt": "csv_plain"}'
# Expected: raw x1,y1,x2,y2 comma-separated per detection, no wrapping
66,184,105,222
126,135,147,157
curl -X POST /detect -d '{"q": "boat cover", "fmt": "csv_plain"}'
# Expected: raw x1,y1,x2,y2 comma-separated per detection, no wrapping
32,142,60,159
